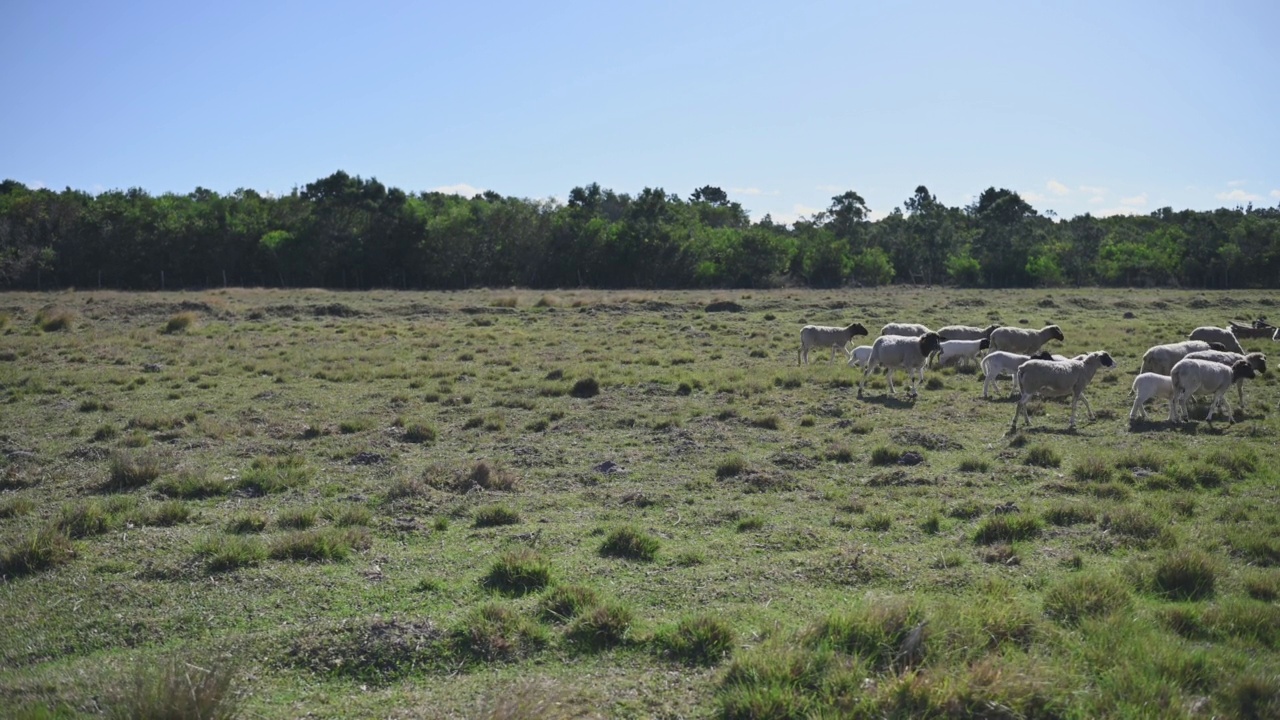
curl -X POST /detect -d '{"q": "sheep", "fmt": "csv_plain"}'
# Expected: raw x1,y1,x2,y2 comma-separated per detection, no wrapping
857,332,944,399
845,345,874,369
989,325,1065,355
1140,340,1226,375
980,350,1054,398
1182,350,1267,408
799,322,869,365
936,324,999,341
880,322,931,337
1188,326,1245,355
1169,358,1257,423
1010,351,1115,432
1129,373,1174,421
934,338,990,369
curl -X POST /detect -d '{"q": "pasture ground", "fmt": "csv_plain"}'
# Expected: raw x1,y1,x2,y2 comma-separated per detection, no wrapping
1,286,1278,719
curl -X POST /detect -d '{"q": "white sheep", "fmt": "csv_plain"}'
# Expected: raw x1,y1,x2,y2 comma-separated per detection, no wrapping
1169,358,1257,423
880,322,931,337
857,332,944,398
1188,326,1245,355
1129,373,1174,421
1182,350,1267,408
845,345,874,368
799,322,869,365
989,325,1065,355
936,324,999,341
1140,340,1225,375
1010,351,1115,431
934,338,990,369
979,350,1054,398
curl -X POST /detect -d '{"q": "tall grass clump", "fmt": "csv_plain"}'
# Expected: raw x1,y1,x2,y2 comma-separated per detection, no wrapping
1151,549,1217,601
162,312,198,334
276,506,318,530
539,584,599,623
0,495,36,518
236,455,309,494
56,499,115,537
473,505,520,528
134,500,191,527
105,654,239,720
1204,447,1259,480
0,525,75,577
653,615,736,666
570,377,600,398
957,456,991,473
225,512,267,534
1071,456,1113,483
566,603,634,651
716,455,748,479
35,307,75,332
599,525,660,561
1023,445,1061,468
717,646,832,719
452,603,548,663
1043,502,1096,527
402,422,437,443
974,515,1042,544
1043,573,1130,625
105,450,162,490
482,548,553,595
803,597,925,670
870,445,904,466
268,527,369,562
197,535,266,572
155,471,231,499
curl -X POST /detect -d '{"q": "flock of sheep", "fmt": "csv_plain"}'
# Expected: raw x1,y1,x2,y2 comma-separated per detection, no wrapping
797,319,1275,432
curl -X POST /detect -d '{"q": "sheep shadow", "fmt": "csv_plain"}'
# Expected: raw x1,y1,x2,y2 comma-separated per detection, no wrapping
857,394,918,410
1010,425,1084,437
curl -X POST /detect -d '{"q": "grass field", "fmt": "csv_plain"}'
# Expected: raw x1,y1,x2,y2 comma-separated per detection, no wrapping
1,286,1279,719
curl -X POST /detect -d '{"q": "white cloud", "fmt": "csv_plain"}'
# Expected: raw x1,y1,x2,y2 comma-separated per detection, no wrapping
1047,180,1070,196
1078,184,1106,195
431,183,486,197
1217,188,1261,202
1120,193,1148,207
1270,189,1280,199
1228,180,1248,187
1023,191,1047,203
28,180,46,190
770,203,824,226
730,187,778,197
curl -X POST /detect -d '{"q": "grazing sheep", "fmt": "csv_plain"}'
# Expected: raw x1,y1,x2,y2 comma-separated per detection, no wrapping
1140,340,1226,375
845,345,874,369
934,338,990,369
799,322,869,365
1129,373,1174,421
1010,351,1115,431
857,332,945,399
1169,358,1257,423
989,325,1065,355
1183,350,1267,408
1188,326,1246,355
936,324,999,341
880,322,932,337
980,350,1054,398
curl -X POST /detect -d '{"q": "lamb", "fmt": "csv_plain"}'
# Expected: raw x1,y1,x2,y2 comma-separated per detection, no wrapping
1182,350,1267,408
845,345,874,369
799,322,869,365
1140,340,1226,375
880,322,932,337
1188,326,1245,355
1010,351,1115,432
989,325,1065,355
857,332,945,399
980,350,1054,398
936,324,999,341
934,338,990,369
1129,373,1174,421
1169,358,1257,423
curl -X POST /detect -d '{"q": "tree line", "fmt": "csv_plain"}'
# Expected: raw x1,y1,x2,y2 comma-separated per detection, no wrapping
2,172,1279,291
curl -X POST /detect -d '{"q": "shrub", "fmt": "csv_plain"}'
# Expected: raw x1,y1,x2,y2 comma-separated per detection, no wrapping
974,515,1042,544
482,549,553,595
1152,549,1217,601
105,450,162,490
1023,445,1061,468
570,377,600,398
1043,573,1130,625
0,525,75,577
225,512,267,534
539,584,599,623
163,312,197,334
105,653,239,720
268,527,369,562
474,505,520,528
653,615,736,666
277,506,318,530
599,525,660,561
566,603,633,651
196,535,265,572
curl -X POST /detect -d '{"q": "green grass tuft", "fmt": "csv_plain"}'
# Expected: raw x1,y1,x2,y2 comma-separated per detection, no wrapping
196,535,266,572
162,312,198,334
974,515,1042,544
539,584,599,623
276,506,318,530
105,450,162,490
236,455,309,494
653,615,736,666
1023,445,1061,468
225,512,267,534
268,527,369,562
716,455,749,479
105,653,239,720
1043,573,1130,625
0,525,75,577
482,548,553,595
1151,549,1217,601
599,525,660,561
452,603,548,662
565,602,634,651
474,505,520,528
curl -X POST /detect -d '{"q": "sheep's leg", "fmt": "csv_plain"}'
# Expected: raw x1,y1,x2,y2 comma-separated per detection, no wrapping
1130,395,1144,421
857,364,872,398
1236,379,1245,410
908,367,920,397
885,368,896,395
798,345,806,365
1169,390,1185,423
1078,392,1095,421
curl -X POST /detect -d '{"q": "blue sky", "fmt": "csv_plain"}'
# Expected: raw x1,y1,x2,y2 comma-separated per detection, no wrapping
4,0,1277,224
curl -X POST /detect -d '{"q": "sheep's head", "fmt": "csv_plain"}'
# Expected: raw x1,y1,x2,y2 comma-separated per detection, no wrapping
1209,341,1228,352
1096,351,1115,368
978,338,991,350
1245,352,1267,374
1047,325,1065,342
1231,359,1257,381
846,322,869,337
1029,351,1054,361
981,324,999,338
919,332,944,356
